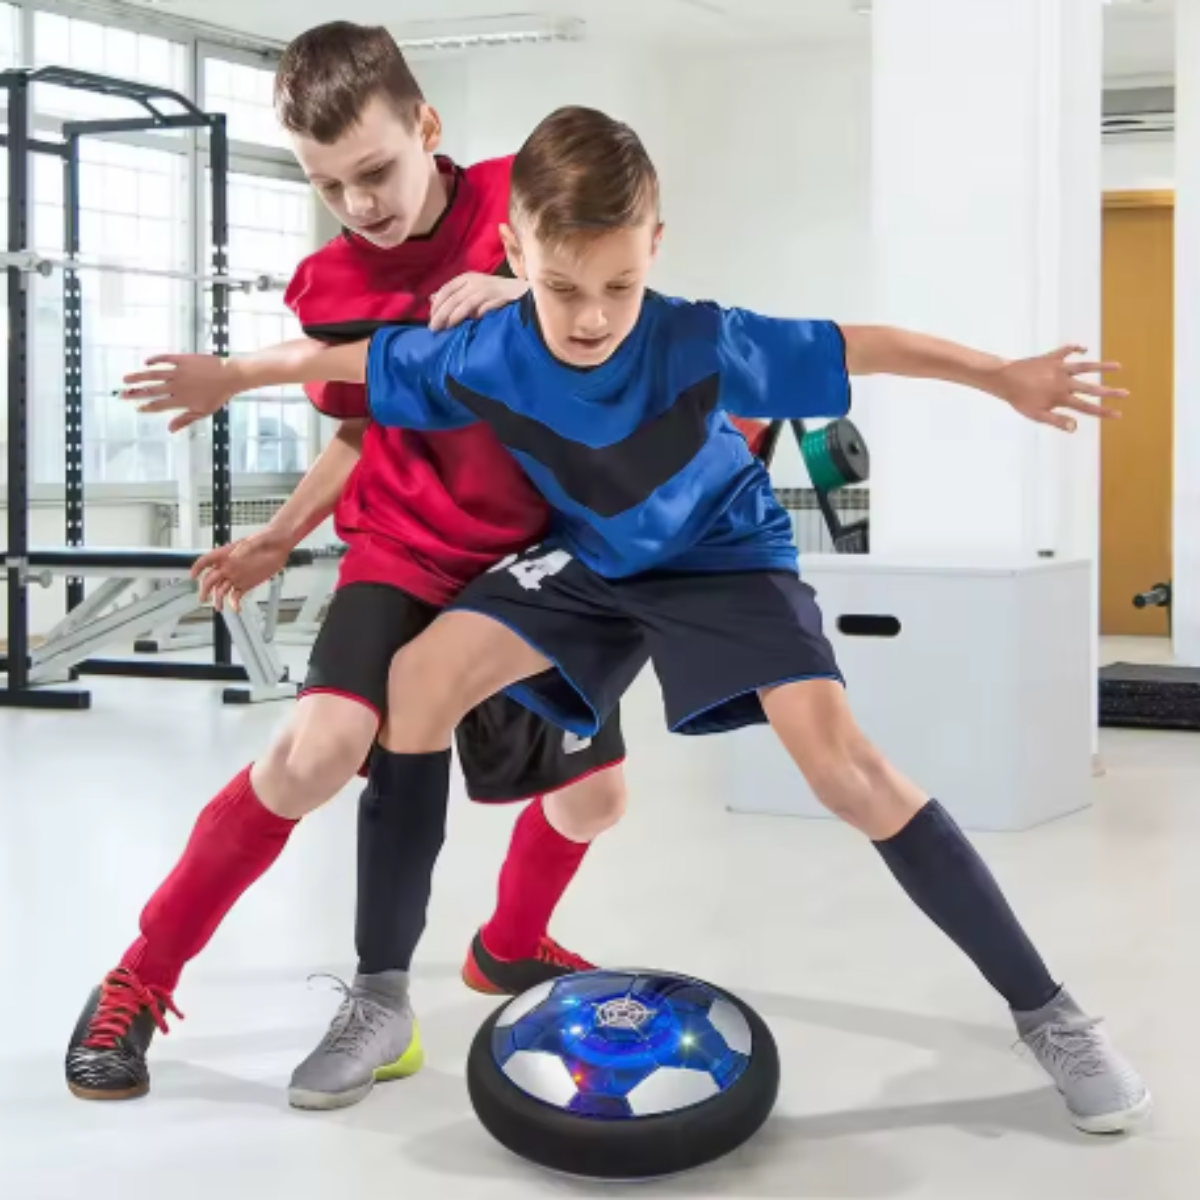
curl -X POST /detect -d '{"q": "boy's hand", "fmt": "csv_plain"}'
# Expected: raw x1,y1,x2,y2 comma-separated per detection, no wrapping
993,345,1127,432
429,273,528,331
121,354,244,433
192,531,292,613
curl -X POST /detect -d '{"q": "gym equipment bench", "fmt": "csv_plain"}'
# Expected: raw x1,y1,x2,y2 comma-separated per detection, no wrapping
0,547,315,709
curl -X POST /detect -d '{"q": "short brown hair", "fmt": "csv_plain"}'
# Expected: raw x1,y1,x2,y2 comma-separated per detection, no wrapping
275,22,424,143
511,107,660,249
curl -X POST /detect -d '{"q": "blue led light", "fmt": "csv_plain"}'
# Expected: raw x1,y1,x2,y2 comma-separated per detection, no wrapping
494,972,751,1118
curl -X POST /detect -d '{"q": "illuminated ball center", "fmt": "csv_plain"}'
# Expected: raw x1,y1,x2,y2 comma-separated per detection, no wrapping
492,971,753,1119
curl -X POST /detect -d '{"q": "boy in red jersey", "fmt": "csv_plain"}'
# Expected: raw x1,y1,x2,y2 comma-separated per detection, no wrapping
65,22,629,1113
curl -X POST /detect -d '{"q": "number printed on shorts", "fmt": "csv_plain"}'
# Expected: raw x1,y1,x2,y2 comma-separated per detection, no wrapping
495,548,573,592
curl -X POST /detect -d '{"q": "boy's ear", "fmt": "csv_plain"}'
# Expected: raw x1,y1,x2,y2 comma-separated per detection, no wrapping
500,223,526,279
652,222,665,257
419,105,443,153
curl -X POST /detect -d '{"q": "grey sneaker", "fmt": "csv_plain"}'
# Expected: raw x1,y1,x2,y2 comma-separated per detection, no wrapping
288,972,424,1111
1015,989,1151,1134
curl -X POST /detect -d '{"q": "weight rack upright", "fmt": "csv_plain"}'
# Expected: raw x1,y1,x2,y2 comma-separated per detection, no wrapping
1,66,240,707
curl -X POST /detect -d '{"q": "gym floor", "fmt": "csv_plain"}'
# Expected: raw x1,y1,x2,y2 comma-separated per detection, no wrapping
0,643,1191,1200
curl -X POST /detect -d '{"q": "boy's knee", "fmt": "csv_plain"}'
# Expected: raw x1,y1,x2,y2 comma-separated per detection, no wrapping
255,736,356,819
383,641,466,750
254,705,373,818
545,766,628,842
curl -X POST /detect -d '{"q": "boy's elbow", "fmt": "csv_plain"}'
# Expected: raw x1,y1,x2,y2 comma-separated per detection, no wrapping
839,325,891,375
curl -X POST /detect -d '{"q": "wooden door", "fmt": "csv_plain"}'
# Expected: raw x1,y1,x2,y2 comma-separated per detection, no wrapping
1100,194,1174,637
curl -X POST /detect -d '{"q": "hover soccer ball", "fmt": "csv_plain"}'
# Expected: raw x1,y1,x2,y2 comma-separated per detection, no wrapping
466,970,779,1180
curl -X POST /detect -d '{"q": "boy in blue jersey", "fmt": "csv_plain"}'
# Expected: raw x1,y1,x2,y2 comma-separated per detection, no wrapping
156,106,1149,1134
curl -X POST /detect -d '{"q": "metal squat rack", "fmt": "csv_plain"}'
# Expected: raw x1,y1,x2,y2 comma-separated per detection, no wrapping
0,65,258,708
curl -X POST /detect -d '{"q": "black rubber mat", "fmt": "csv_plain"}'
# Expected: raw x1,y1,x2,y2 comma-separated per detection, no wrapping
1100,663,1200,732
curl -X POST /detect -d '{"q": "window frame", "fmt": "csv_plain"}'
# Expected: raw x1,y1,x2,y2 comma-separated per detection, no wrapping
195,48,319,487
4,0,315,502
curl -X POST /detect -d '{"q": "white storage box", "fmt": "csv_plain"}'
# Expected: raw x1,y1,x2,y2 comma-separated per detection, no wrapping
720,555,1094,832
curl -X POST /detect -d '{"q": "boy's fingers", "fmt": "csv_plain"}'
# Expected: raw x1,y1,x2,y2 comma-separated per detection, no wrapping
1036,411,1077,433
1070,380,1128,400
1065,396,1122,420
1067,359,1120,377
168,412,206,434
136,397,182,415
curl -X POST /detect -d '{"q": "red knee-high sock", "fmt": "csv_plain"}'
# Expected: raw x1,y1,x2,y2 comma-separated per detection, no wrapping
120,767,296,992
481,798,590,961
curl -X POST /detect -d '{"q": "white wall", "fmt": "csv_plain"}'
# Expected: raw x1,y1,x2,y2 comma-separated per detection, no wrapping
1175,0,1200,664
421,42,1176,494
420,40,872,487
1103,136,1176,190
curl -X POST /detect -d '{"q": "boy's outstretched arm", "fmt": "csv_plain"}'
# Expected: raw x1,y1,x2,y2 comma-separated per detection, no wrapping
191,418,366,612
841,326,1127,432
122,338,370,431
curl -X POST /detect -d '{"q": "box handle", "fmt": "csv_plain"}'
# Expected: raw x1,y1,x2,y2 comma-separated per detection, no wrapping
836,615,901,638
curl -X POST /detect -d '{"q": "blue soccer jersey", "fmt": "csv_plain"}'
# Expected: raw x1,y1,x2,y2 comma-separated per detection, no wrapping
366,291,850,578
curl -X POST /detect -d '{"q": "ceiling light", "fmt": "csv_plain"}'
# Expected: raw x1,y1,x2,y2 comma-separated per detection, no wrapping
394,18,585,53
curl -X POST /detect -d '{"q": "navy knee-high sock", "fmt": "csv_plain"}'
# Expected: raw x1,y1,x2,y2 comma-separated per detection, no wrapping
874,800,1060,1013
355,748,451,977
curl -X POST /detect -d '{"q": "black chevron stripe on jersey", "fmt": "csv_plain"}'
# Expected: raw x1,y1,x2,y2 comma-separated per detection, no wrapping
445,373,722,519
303,261,512,343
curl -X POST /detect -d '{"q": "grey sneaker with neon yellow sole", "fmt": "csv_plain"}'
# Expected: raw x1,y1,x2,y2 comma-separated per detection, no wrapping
1015,988,1151,1134
288,971,424,1111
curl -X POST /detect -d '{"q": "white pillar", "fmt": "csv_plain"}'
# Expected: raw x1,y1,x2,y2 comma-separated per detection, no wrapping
869,0,1103,561
1175,0,1200,664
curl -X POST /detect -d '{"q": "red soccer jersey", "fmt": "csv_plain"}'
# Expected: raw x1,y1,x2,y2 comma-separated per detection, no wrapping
284,155,550,607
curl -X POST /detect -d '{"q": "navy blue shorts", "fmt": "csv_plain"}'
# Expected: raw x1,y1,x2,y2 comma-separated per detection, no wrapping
303,581,625,802
449,547,843,737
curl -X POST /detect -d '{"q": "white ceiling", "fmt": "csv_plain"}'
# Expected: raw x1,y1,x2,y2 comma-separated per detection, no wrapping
124,0,867,46
123,0,1178,81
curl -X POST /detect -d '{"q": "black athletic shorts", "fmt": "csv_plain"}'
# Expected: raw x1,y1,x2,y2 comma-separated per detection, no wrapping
302,582,625,802
450,547,843,737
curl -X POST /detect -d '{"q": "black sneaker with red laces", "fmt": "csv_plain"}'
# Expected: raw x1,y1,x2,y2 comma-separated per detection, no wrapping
65,967,182,1100
462,930,596,996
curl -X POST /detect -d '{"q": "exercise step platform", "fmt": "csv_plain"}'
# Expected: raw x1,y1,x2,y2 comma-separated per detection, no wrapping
1100,663,1200,732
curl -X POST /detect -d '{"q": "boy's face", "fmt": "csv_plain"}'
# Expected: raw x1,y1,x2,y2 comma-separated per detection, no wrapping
291,95,442,248
504,219,662,368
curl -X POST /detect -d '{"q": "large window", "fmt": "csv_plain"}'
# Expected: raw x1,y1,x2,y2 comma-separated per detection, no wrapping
200,53,314,476
33,10,188,124
203,55,289,150
195,167,313,477
225,172,312,474
0,5,16,482
31,139,191,483
2,3,314,492
0,2,17,69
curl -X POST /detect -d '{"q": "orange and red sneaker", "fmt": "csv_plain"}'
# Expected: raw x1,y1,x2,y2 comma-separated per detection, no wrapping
462,930,595,997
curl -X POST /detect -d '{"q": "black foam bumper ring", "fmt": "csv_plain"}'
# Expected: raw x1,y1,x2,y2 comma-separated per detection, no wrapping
466,970,780,1181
